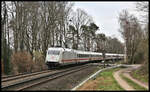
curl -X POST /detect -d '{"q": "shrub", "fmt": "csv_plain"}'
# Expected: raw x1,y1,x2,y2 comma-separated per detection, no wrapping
33,50,47,71
11,51,35,74
133,52,144,64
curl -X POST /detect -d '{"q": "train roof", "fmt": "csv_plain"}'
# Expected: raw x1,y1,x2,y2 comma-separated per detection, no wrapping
47,47,123,56
48,47,75,52
105,53,118,56
48,47,64,51
90,52,102,55
118,54,124,56
105,53,124,56
105,53,115,55
75,50,102,55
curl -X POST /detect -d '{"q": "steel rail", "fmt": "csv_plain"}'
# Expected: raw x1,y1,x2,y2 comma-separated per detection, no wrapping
2,70,51,82
2,69,48,79
2,64,90,91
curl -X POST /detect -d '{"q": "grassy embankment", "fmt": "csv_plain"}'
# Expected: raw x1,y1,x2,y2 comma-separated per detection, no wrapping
77,67,124,90
130,69,148,84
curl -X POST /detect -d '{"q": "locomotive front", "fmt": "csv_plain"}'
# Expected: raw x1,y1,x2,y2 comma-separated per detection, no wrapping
45,48,62,69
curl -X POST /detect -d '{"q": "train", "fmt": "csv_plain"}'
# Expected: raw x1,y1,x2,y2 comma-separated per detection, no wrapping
45,47,124,69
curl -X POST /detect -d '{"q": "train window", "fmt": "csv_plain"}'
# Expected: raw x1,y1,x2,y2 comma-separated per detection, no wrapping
78,54,80,57
48,50,60,55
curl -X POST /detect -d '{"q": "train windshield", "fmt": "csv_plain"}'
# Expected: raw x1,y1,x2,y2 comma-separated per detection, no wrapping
48,50,60,55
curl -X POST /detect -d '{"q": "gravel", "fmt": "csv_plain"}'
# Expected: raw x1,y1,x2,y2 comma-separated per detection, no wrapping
26,64,100,91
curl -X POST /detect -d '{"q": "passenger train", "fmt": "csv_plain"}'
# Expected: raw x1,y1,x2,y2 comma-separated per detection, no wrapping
45,47,124,69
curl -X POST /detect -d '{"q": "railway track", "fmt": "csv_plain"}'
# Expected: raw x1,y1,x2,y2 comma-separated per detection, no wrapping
2,64,91,91
2,69,48,79
2,70,52,82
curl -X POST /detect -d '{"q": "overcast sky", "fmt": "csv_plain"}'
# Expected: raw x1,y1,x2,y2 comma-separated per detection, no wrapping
73,2,140,43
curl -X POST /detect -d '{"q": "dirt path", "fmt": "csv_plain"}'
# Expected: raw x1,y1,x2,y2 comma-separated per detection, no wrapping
114,65,149,90
113,69,134,90
123,70,149,90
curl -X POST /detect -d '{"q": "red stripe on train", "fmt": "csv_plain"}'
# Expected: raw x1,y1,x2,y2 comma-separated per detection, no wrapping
62,58,89,62
62,57,103,62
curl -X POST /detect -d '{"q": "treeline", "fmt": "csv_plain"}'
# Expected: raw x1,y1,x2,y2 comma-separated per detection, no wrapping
118,2,148,73
1,1,124,75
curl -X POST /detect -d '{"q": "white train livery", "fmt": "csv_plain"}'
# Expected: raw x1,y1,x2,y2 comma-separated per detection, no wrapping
45,47,124,69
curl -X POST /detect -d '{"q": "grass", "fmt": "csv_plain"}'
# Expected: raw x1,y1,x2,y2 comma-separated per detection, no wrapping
78,65,148,91
130,69,148,84
96,68,124,90
77,67,124,90
120,74,147,90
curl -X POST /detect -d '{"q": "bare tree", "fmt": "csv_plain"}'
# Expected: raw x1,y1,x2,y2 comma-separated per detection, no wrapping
119,10,142,64
1,1,12,74
81,23,99,51
70,8,93,50
136,2,148,24
134,2,149,73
